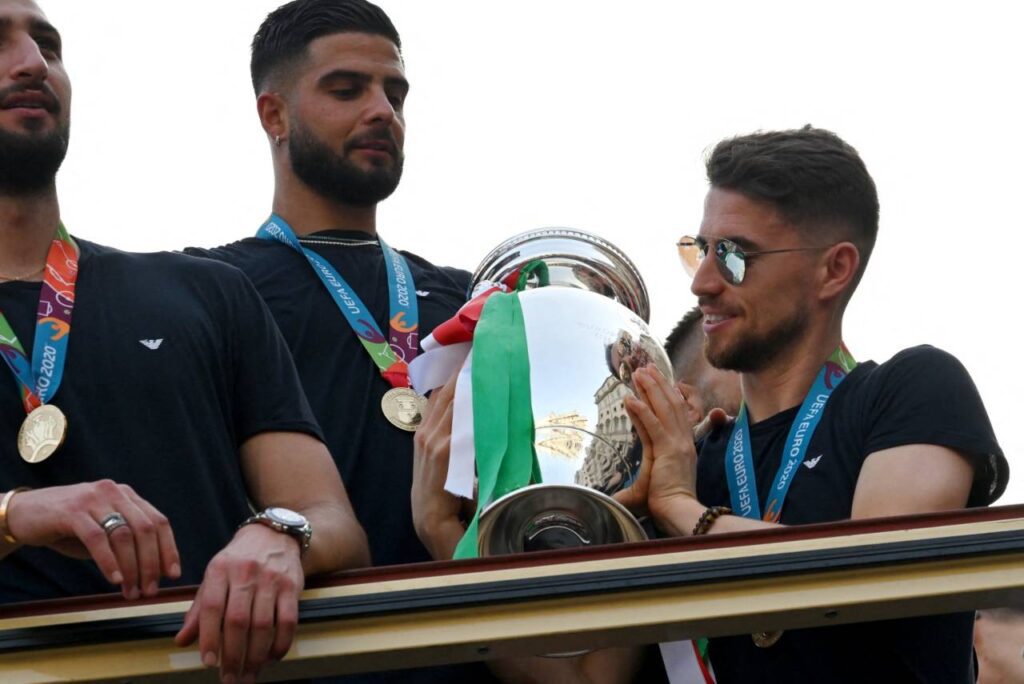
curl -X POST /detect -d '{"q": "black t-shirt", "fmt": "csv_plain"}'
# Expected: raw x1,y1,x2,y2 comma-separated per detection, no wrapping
188,234,470,567
189,234,498,684
0,239,321,604
695,345,1007,684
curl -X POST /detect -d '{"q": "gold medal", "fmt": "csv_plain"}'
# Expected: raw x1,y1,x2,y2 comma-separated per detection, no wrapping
751,630,784,648
18,404,68,464
381,387,427,432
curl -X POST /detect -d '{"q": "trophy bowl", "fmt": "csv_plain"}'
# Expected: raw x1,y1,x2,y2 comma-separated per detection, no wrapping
473,228,652,323
471,228,672,556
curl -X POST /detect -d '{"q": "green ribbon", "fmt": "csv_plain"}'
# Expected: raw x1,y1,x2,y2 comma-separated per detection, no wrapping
453,289,542,559
516,259,549,290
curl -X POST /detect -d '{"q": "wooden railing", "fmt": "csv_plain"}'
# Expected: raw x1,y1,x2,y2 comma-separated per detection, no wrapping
2,504,1023,682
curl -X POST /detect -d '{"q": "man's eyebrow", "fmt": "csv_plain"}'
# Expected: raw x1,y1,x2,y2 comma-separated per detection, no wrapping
700,233,760,251
316,69,409,93
724,235,759,250
317,69,371,88
0,17,61,42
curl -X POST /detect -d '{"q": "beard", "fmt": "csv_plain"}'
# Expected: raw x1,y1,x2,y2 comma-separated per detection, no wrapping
705,306,809,373
289,123,403,207
0,123,69,195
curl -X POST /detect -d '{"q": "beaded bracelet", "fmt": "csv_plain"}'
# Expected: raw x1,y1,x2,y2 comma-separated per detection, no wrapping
691,505,732,536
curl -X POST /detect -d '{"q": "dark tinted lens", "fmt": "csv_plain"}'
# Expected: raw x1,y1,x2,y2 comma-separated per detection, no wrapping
714,239,746,284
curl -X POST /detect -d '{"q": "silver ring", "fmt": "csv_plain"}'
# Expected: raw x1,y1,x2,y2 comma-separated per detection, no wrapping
100,512,128,535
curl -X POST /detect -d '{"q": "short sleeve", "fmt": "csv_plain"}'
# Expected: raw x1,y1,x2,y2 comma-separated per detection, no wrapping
861,345,1007,505
221,268,324,444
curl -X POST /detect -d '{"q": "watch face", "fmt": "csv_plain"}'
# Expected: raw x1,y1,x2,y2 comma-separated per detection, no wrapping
266,507,307,527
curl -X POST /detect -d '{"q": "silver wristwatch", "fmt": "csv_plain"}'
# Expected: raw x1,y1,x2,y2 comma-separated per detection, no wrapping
240,507,312,554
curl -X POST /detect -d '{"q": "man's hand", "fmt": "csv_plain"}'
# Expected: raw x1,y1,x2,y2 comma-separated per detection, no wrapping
412,377,467,560
174,430,368,683
174,523,304,684
2,481,180,599
619,366,701,521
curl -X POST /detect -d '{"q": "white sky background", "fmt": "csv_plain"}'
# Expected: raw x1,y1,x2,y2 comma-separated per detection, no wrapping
44,1,1022,502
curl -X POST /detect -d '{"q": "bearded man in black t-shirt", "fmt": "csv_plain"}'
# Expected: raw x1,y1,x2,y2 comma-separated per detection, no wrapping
186,2,497,682
0,2,370,683
619,127,1009,683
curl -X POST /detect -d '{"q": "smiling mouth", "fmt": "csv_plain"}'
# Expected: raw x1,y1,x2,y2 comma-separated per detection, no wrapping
701,311,738,334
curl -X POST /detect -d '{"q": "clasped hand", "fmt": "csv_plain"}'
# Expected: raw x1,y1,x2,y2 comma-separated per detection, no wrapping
615,366,727,521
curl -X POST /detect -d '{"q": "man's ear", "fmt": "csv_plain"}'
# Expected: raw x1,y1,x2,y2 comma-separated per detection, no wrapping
818,241,860,303
256,91,288,144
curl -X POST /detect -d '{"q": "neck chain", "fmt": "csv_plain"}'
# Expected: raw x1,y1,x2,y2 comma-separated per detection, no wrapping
0,265,46,283
297,235,379,248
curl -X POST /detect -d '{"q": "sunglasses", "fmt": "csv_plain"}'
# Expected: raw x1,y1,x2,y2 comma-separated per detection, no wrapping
676,235,827,285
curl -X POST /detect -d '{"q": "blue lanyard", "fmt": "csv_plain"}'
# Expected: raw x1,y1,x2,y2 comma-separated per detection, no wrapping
725,348,856,522
256,214,420,383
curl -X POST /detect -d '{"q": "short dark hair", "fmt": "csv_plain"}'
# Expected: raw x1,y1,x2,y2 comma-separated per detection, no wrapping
706,126,879,293
664,307,703,364
251,0,401,95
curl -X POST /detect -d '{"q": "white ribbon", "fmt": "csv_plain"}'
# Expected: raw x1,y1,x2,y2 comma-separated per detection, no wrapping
445,348,477,498
659,640,715,684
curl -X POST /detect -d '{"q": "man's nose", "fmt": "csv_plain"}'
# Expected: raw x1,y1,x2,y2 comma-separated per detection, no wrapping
7,35,50,85
691,249,727,298
363,87,396,126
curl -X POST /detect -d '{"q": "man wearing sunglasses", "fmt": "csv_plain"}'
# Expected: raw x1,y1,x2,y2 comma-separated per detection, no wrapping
622,126,1008,683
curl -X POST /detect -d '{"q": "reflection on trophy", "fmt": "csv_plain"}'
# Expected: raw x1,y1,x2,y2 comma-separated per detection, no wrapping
461,229,674,556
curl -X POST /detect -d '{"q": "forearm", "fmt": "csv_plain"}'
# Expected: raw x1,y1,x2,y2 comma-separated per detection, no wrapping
300,500,370,575
239,431,371,574
652,496,780,537
416,517,465,561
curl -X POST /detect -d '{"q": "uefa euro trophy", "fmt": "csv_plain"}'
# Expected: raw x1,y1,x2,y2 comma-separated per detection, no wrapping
410,228,674,558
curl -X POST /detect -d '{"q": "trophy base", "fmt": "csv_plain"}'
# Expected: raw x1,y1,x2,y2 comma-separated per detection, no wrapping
477,484,647,658
477,484,647,556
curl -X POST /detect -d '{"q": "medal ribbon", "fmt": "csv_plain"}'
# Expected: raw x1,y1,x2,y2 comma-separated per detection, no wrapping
0,224,78,413
726,344,857,523
257,215,419,389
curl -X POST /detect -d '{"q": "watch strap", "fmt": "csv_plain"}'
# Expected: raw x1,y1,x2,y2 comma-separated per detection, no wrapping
240,509,312,554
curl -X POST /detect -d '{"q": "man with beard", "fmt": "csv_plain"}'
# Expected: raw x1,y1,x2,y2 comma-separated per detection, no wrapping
187,2,494,681
621,126,1009,682
0,2,369,682
387,133,1011,683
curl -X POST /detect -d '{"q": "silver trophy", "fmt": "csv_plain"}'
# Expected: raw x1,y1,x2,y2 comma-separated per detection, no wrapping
472,229,673,556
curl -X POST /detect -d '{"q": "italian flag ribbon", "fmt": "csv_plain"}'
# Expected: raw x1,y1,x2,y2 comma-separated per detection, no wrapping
409,262,548,559
410,263,716,678
452,288,543,559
